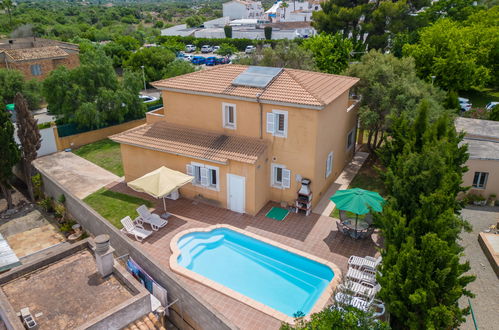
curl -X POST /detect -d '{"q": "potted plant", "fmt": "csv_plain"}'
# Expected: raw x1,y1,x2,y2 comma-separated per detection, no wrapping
488,194,497,206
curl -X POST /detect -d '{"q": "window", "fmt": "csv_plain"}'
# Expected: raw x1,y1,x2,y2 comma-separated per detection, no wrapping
266,110,288,137
346,128,355,150
222,103,236,129
186,162,219,190
472,172,488,189
271,164,291,189
325,152,333,178
30,64,42,76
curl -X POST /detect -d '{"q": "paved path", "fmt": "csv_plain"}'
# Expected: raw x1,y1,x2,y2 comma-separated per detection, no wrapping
313,151,369,216
33,152,121,199
459,207,499,330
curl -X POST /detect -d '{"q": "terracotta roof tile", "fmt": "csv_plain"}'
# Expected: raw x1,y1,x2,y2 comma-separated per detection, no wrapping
4,46,69,61
110,121,267,164
152,65,359,108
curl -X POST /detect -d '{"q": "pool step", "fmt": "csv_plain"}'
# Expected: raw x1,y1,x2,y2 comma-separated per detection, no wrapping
178,235,224,267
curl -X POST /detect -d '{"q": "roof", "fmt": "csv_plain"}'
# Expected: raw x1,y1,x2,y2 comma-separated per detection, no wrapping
455,117,499,141
123,312,165,330
3,46,69,61
461,138,499,161
152,65,359,109
110,121,268,164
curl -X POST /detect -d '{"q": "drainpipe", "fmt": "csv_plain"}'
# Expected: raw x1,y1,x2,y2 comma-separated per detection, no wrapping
257,93,263,139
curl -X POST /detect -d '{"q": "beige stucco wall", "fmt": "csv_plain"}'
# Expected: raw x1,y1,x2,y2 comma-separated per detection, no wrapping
463,159,499,197
120,144,262,215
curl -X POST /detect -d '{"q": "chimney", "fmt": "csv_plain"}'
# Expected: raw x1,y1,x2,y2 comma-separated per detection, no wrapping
93,234,115,277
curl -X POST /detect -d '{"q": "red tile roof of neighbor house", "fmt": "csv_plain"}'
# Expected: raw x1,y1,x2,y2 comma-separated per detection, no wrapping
151,65,359,109
2,46,69,61
110,121,268,164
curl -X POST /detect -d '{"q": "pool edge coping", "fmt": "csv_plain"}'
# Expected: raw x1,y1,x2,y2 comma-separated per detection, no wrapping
169,224,342,325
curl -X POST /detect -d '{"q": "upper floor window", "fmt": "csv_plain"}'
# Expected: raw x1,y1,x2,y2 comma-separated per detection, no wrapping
186,162,219,191
30,64,42,76
271,163,291,189
346,128,355,150
266,110,288,138
472,172,488,189
325,152,334,178
222,103,236,129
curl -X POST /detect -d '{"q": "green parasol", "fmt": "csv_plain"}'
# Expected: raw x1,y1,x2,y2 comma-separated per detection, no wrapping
330,188,384,233
6,104,14,112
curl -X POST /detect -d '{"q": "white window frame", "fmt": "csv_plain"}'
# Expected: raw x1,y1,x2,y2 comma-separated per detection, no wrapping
186,162,220,191
222,102,236,129
325,151,333,178
472,172,488,189
346,128,355,150
271,163,291,189
266,110,288,138
30,64,42,76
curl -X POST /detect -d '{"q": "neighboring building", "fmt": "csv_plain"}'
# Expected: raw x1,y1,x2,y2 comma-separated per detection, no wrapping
266,0,322,23
0,37,80,80
456,117,499,197
112,65,359,216
223,0,265,20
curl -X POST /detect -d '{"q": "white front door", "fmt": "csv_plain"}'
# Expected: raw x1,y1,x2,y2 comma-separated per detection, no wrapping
227,174,245,213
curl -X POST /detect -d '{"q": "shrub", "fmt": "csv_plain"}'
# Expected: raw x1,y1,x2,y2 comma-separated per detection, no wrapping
224,25,232,38
264,26,272,40
31,173,44,201
38,196,53,212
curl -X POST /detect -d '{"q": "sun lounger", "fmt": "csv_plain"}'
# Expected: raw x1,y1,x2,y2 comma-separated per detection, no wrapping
334,292,371,312
339,280,381,300
120,216,153,242
136,205,168,231
348,255,382,270
346,267,377,284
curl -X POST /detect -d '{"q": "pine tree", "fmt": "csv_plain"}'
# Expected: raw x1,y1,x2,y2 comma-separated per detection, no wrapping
0,108,20,210
15,93,41,202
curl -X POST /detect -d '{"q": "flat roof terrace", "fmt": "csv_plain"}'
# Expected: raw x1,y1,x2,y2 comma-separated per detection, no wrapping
0,240,151,330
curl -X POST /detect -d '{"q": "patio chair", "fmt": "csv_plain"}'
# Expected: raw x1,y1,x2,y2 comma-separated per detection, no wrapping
136,205,168,231
348,255,382,270
120,216,153,242
339,280,381,300
346,267,377,284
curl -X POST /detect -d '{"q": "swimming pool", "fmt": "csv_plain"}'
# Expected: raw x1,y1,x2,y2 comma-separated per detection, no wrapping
170,225,339,321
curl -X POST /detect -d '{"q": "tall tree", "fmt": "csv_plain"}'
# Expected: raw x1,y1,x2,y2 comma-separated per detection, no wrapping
1,0,13,26
15,93,41,202
301,33,353,74
0,108,20,210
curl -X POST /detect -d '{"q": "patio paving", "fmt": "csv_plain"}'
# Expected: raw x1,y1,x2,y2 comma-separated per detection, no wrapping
107,181,382,330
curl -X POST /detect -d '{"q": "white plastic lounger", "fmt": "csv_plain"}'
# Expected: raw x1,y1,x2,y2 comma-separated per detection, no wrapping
120,216,153,242
334,292,371,312
339,280,381,300
136,205,168,231
348,255,382,270
346,267,377,284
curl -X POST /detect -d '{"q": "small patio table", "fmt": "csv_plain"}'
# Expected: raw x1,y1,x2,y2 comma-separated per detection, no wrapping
342,218,370,231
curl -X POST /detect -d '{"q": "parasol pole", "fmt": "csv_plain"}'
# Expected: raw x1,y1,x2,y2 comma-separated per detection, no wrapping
355,213,359,238
162,196,166,211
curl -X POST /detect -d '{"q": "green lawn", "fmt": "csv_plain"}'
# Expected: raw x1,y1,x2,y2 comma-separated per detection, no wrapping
460,87,499,108
84,188,152,229
73,139,124,177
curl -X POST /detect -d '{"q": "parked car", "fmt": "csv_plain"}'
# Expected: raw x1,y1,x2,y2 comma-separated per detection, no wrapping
139,95,159,103
191,56,206,65
201,45,213,53
185,44,196,53
245,45,256,54
458,97,472,112
183,54,193,62
205,57,217,66
485,102,499,111
216,57,230,65
213,46,220,53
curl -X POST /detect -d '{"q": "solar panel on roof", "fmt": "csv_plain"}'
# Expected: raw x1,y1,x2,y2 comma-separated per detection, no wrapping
232,66,282,88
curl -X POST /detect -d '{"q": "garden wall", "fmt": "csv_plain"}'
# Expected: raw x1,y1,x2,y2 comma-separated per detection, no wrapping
34,165,236,330
54,118,146,151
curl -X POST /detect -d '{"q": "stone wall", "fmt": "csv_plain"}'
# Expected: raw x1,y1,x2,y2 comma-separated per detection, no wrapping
35,165,236,330
0,53,80,81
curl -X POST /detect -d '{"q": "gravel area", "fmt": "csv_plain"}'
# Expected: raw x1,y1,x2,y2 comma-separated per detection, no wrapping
459,206,499,330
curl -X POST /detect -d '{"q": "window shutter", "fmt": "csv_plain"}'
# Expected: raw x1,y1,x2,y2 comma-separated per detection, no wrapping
186,164,194,176
266,113,275,133
200,167,209,186
282,169,291,189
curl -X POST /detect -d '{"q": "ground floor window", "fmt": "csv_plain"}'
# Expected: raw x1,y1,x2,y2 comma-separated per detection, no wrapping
30,64,42,76
271,163,291,189
472,172,488,189
346,128,355,150
325,151,333,178
186,162,219,190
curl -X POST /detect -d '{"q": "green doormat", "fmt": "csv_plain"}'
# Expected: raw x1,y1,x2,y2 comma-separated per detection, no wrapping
266,207,289,221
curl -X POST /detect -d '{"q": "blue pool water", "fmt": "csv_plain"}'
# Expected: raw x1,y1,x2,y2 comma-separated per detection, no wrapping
177,228,334,317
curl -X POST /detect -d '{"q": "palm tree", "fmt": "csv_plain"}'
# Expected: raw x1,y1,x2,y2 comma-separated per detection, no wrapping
280,1,289,20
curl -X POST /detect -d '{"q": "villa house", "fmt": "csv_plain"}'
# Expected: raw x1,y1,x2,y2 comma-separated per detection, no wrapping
111,65,359,215
0,37,80,80
223,0,265,20
455,117,499,198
